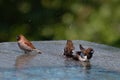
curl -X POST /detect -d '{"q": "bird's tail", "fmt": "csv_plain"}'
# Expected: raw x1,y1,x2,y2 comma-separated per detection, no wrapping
34,49,42,54
79,44,85,50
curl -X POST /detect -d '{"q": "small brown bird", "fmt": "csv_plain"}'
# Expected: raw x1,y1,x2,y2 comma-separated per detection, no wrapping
16,34,42,54
74,44,94,61
79,44,94,59
63,40,75,57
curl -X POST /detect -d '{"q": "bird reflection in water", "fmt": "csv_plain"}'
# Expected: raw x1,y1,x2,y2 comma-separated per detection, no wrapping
80,61,91,70
15,53,38,69
64,57,91,70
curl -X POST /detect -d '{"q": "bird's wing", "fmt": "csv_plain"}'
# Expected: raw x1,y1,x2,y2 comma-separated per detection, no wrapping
24,41,36,49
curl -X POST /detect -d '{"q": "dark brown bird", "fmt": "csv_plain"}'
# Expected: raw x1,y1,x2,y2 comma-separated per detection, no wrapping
79,44,94,59
63,40,75,57
16,34,42,54
73,44,94,61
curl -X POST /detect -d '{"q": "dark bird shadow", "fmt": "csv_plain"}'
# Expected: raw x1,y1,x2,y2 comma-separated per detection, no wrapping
15,53,38,69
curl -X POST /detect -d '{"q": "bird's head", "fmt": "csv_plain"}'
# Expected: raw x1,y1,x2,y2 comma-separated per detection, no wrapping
16,34,24,41
86,48,94,59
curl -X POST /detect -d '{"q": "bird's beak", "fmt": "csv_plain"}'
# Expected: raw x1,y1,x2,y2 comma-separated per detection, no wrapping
16,35,20,41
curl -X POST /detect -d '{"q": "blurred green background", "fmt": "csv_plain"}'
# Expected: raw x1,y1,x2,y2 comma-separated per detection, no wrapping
0,0,120,47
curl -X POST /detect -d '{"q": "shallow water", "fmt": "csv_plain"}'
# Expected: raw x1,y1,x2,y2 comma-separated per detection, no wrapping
0,66,120,80
0,40,120,80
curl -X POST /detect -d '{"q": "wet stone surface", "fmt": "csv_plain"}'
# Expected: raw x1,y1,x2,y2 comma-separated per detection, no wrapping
0,40,120,80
